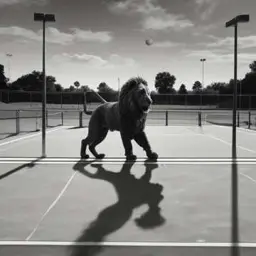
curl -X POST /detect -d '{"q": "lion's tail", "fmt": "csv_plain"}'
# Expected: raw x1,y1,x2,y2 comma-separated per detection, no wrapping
83,102,93,115
83,90,107,115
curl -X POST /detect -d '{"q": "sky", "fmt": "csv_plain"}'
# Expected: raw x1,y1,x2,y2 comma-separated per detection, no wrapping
0,0,255,91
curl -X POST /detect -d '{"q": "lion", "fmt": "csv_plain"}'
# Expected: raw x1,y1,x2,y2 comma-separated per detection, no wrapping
80,77,158,161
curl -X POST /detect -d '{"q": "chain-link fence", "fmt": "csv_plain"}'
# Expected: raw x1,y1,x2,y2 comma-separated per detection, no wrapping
1,90,256,109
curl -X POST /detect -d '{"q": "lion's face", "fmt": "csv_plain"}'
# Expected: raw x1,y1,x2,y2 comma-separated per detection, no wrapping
134,83,152,113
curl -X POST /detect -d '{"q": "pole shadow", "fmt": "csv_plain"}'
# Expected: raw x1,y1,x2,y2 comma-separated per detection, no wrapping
0,157,42,180
70,159,165,256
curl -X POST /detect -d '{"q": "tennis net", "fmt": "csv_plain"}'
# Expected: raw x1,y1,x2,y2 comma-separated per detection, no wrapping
0,110,64,140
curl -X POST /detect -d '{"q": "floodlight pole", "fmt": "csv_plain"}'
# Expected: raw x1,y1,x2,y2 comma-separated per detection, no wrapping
232,23,237,159
226,14,249,256
200,58,206,88
34,13,55,158
42,18,46,158
6,53,12,82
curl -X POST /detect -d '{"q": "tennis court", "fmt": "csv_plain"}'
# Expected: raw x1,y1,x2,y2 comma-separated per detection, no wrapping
1,105,256,255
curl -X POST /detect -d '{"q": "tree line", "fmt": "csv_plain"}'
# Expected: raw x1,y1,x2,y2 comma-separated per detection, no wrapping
1,61,256,95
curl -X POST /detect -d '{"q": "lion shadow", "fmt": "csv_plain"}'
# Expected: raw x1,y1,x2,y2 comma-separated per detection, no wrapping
70,160,166,256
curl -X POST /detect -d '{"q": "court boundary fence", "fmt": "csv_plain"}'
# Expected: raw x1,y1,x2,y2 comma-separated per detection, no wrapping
1,90,256,109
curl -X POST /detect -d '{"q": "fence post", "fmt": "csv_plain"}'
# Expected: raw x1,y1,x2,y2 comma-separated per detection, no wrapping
16,110,20,134
237,111,240,127
198,112,202,127
248,111,251,129
79,111,83,128
165,111,168,126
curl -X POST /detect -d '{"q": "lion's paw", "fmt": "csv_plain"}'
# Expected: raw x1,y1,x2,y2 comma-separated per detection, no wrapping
96,154,105,159
81,154,90,159
126,154,137,161
147,152,158,160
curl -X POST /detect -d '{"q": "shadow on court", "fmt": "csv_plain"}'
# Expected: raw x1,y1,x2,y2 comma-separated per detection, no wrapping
0,157,43,180
70,159,165,256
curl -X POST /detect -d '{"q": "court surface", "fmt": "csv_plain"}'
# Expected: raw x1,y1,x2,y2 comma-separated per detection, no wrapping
1,125,256,255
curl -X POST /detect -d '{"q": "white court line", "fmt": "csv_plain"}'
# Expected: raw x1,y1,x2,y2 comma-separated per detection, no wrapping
205,134,256,155
1,241,256,247
3,157,253,161
1,159,256,165
25,171,77,241
240,172,256,184
0,126,70,147
211,124,256,134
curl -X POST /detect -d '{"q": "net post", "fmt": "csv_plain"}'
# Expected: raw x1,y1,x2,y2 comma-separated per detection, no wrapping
16,110,20,134
36,115,38,131
79,111,83,128
165,111,168,126
46,109,48,127
61,111,64,126
248,111,251,129
198,111,202,127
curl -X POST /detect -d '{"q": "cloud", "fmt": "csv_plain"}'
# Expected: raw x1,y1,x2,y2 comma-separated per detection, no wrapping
70,28,112,43
108,54,137,67
107,0,194,31
0,26,113,45
194,0,220,20
54,53,108,67
151,41,182,48
205,35,256,49
0,0,47,7
186,49,256,63
53,53,137,69
142,15,193,31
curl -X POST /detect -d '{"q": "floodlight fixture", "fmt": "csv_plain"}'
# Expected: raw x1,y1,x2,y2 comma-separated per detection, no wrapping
34,13,56,22
44,14,56,22
34,13,45,21
226,14,249,27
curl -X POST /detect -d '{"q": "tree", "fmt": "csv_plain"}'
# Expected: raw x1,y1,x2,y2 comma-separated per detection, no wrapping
155,72,176,93
55,84,63,92
249,60,256,72
97,82,116,93
241,72,256,94
80,85,92,92
69,85,75,92
9,70,57,91
74,81,80,90
192,81,202,93
0,64,8,90
178,84,187,94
